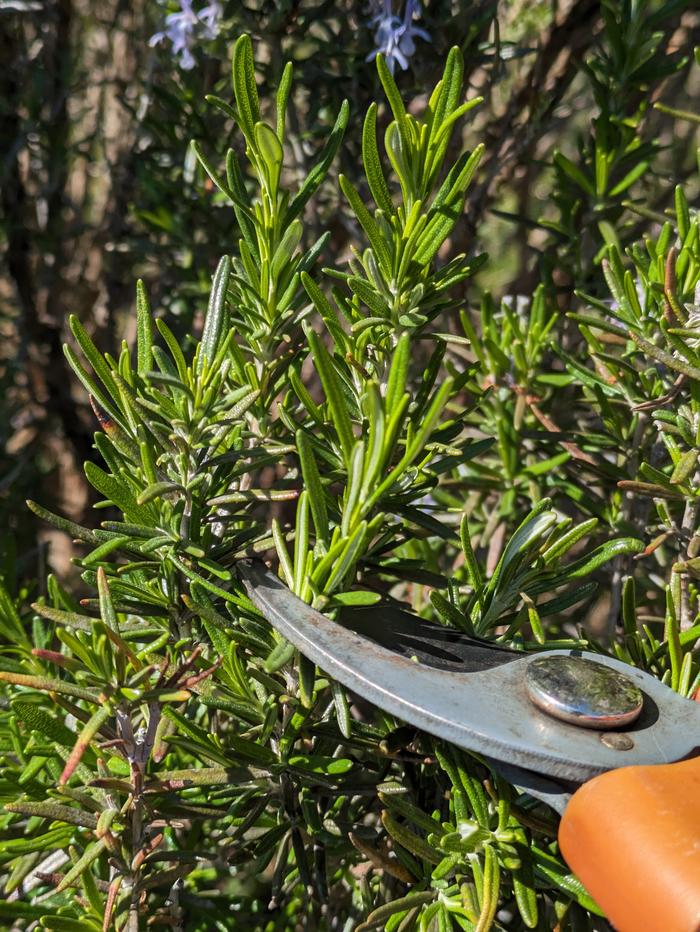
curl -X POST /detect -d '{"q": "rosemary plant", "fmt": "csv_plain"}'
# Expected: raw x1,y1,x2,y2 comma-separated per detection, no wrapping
0,31,698,932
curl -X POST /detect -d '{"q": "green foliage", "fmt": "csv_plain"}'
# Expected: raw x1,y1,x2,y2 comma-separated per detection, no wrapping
1,16,700,932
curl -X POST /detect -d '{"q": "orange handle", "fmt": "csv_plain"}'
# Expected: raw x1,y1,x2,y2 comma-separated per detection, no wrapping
559,756,700,932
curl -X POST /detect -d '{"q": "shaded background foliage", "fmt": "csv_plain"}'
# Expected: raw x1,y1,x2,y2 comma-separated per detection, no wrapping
0,1,699,930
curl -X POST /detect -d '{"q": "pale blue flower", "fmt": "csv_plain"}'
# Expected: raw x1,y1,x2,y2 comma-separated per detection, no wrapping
367,0,430,75
198,2,223,39
149,0,222,71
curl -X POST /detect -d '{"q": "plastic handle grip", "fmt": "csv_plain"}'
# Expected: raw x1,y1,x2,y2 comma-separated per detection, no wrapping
558,756,700,932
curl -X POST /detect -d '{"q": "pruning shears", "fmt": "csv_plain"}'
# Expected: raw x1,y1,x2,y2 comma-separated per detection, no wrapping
239,562,700,932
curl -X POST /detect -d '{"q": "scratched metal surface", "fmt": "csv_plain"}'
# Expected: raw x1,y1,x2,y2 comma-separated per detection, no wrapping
239,562,700,784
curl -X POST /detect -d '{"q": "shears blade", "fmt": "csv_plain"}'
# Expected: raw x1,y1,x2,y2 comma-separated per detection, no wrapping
239,562,700,786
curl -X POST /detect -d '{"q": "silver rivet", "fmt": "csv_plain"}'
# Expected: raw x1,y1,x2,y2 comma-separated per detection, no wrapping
601,732,635,751
525,655,643,730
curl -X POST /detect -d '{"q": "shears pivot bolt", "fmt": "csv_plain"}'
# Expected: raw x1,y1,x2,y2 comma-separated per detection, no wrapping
524,655,644,730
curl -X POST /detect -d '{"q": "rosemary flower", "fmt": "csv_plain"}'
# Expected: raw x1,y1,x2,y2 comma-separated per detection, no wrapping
149,0,222,71
367,0,430,75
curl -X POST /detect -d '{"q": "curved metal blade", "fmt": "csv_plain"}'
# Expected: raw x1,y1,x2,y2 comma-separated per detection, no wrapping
339,604,519,673
239,562,700,784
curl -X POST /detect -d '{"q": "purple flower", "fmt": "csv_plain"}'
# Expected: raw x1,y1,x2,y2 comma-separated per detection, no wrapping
367,0,430,75
149,0,222,70
198,3,222,39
